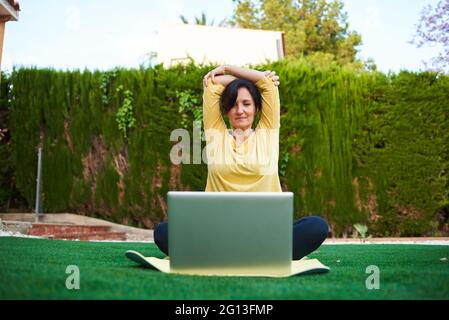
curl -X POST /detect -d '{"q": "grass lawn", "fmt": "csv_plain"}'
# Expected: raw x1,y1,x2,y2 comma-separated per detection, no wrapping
0,237,448,299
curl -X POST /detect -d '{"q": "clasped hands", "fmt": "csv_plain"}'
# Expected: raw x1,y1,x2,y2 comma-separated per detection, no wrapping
203,65,280,87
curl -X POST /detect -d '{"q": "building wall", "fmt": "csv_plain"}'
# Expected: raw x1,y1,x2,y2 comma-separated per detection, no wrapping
157,24,284,68
0,0,20,79
0,21,5,70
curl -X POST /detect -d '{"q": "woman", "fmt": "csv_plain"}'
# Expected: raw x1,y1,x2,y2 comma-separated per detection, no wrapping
155,65,328,260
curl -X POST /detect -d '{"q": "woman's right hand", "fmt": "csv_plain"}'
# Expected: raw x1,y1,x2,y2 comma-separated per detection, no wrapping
203,65,227,87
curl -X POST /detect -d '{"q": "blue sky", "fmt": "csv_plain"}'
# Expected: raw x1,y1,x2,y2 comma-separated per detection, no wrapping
2,0,442,73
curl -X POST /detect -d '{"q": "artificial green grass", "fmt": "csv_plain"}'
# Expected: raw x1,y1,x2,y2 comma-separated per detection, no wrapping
0,237,448,299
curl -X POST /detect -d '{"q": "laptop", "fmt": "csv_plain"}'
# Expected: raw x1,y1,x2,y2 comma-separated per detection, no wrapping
167,191,293,276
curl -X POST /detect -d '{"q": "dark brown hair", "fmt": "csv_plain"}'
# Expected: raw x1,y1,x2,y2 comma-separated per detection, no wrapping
220,79,262,115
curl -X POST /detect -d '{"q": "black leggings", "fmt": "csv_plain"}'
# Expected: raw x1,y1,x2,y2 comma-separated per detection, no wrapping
154,216,328,260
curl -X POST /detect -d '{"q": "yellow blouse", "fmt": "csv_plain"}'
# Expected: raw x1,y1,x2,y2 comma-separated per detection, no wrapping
202,76,282,192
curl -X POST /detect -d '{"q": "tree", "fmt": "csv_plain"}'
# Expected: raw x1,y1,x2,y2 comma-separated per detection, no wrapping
179,12,227,27
411,0,449,72
229,0,362,65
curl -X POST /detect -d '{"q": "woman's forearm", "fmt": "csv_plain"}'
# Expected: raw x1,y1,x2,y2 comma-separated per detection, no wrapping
212,74,238,87
223,65,265,83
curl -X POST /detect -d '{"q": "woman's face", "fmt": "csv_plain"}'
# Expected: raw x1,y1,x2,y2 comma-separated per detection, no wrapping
227,87,256,131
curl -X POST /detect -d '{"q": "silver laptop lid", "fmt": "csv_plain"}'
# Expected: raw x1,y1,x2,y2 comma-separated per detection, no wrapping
168,191,293,276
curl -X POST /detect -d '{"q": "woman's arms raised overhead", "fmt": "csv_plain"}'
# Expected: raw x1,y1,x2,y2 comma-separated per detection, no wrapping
202,65,281,131
203,65,280,87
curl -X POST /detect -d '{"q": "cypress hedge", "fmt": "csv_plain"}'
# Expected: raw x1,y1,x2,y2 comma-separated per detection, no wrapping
1,61,448,237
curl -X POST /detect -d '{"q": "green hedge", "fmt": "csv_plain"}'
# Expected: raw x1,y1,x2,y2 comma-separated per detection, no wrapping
1,61,448,236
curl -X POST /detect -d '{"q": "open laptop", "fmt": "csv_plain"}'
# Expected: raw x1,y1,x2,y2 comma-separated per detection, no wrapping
167,191,293,276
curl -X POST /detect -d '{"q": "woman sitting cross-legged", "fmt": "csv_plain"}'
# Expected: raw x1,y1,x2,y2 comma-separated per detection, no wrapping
155,65,329,260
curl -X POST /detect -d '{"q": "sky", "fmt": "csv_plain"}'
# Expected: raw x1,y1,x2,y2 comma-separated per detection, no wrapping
2,0,443,74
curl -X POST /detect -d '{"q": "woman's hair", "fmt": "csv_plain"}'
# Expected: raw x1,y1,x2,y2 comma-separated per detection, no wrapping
220,79,262,115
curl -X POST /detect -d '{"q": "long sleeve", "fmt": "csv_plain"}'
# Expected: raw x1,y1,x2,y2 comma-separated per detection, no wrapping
202,79,227,131
203,76,282,192
255,76,281,129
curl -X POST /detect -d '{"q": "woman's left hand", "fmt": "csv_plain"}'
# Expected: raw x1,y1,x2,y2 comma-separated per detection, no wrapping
264,70,280,86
